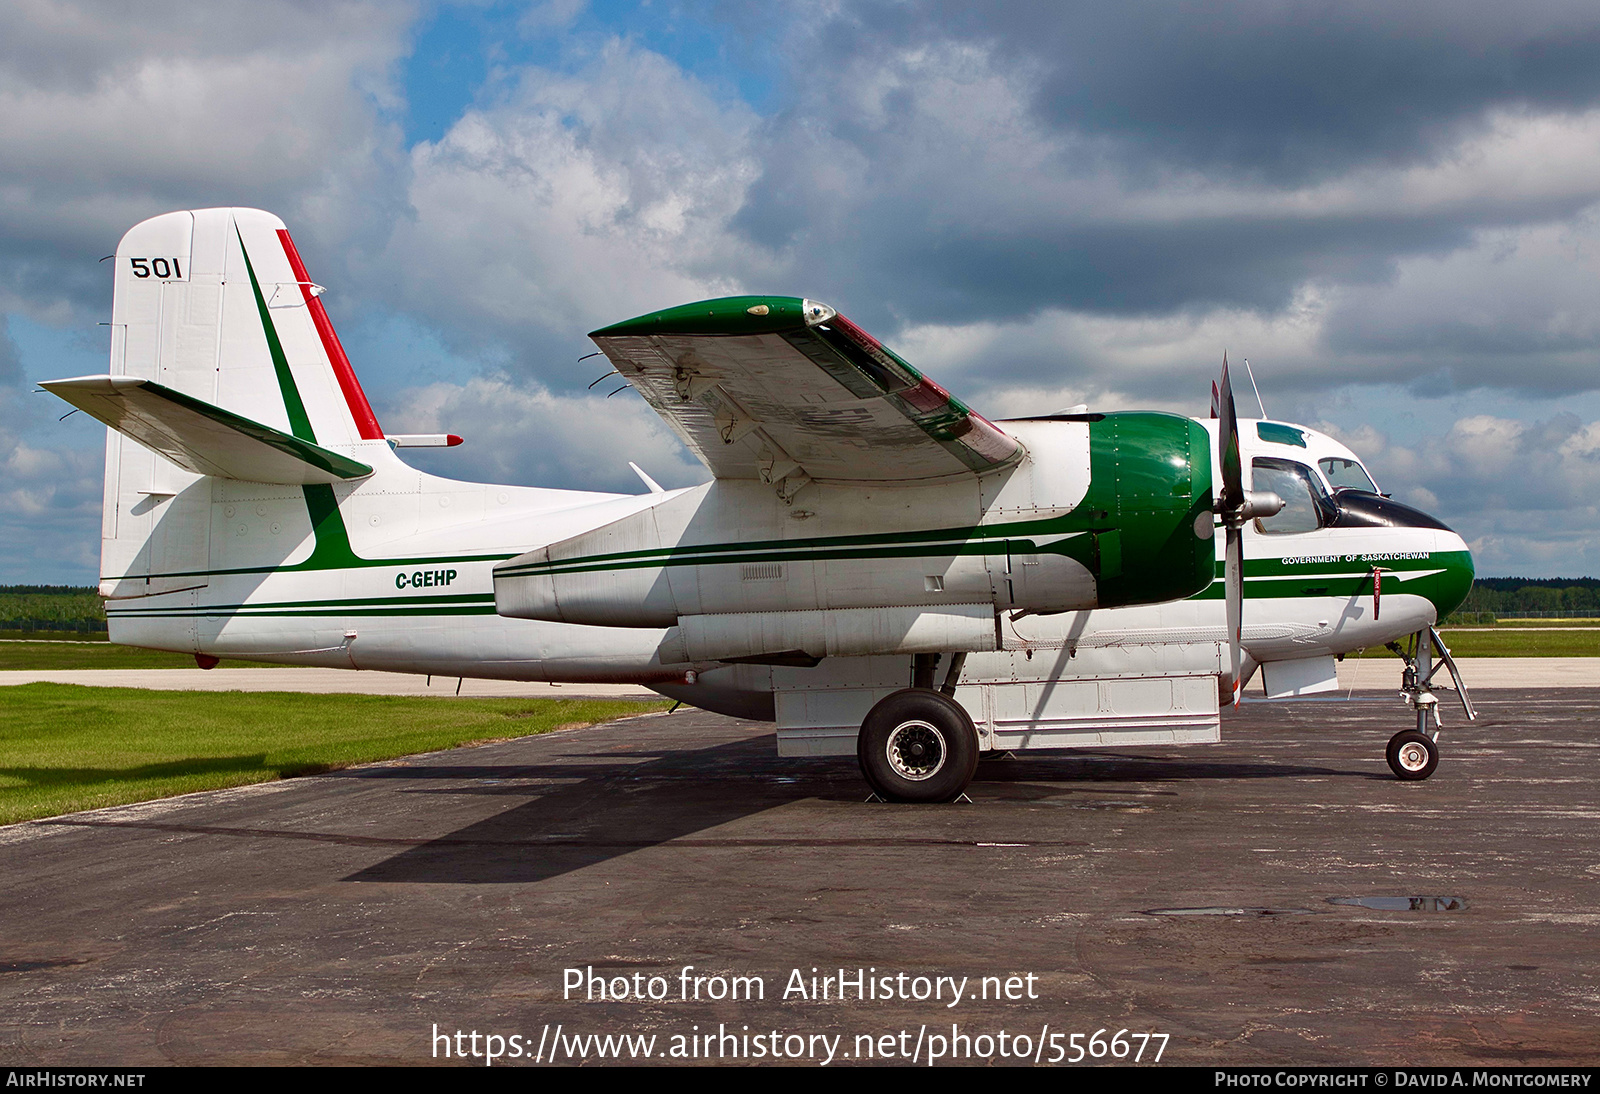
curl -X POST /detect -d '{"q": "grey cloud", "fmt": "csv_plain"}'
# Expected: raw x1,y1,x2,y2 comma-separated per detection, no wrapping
0,0,415,321
376,376,709,494
0,315,104,582
787,1,1600,183
1316,412,1600,575
1319,213,1600,395
0,316,20,386
723,1,1600,339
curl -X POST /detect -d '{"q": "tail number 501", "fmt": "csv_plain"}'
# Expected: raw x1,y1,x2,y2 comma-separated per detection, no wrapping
128,258,186,280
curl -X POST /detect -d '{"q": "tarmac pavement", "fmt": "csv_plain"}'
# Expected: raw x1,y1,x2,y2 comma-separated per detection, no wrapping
0,689,1595,1067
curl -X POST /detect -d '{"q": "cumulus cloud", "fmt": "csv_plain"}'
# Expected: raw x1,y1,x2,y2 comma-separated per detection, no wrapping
378,40,763,383
779,0,1600,183
888,287,1331,416
10,1,1600,579
0,0,415,321
1321,208,1600,393
719,4,1600,330
1317,413,1600,575
376,375,709,494
0,316,103,580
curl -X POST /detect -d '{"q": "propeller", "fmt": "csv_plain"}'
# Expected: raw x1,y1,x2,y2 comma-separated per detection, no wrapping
1214,354,1285,707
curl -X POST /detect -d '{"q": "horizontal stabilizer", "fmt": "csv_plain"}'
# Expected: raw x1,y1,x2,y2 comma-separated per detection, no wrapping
42,375,373,484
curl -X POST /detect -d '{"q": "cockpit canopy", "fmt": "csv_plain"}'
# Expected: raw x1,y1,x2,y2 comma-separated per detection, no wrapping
1233,420,1454,535
1249,453,1451,535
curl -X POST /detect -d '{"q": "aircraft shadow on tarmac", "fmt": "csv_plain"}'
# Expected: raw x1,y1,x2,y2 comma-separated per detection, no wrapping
339,723,1371,887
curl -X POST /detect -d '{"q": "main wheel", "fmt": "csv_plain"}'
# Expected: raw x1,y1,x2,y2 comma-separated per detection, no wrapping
857,688,980,803
1386,729,1439,781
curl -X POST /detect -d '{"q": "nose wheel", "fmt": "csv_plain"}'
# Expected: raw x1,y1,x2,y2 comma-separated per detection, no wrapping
1386,729,1439,780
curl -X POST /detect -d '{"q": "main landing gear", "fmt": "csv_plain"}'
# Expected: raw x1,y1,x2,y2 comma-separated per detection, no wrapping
857,653,978,803
1384,625,1476,781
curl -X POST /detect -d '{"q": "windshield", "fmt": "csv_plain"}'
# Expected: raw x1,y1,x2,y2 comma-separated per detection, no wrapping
1319,456,1379,494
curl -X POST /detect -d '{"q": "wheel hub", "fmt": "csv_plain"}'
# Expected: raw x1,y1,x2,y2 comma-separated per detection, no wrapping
1398,742,1429,771
885,720,946,781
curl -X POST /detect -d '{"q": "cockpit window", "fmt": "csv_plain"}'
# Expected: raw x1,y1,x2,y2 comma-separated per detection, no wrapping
1319,457,1379,494
1252,458,1325,534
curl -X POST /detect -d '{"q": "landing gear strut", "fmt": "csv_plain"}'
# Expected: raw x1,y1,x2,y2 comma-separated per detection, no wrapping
1384,626,1476,781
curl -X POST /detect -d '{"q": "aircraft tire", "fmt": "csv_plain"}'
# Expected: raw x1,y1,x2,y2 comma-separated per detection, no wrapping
1386,729,1439,781
857,688,979,803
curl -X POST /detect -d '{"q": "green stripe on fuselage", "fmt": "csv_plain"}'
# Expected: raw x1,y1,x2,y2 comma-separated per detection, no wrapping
1188,548,1474,619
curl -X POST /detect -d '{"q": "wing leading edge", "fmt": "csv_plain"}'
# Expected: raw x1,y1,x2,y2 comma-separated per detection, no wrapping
590,296,1022,497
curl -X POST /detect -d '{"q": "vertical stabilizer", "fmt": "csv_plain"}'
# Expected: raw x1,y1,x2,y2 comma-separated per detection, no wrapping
100,208,388,599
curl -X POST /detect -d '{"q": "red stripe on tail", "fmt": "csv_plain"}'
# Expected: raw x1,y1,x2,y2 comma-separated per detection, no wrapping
276,229,384,440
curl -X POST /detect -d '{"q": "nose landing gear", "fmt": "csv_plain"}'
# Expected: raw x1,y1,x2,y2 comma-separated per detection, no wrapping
1384,625,1476,781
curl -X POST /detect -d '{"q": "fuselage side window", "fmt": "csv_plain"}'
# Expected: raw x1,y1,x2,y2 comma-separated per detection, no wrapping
1252,458,1324,534
1319,456,1379,494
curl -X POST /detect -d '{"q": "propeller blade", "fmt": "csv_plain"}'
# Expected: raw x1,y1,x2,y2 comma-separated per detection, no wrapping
1219,353,1243,514
1372,566,1382,622
1226,524,1243,707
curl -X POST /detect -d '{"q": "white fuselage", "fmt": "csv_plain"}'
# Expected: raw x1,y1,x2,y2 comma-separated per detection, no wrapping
107,417,1467,717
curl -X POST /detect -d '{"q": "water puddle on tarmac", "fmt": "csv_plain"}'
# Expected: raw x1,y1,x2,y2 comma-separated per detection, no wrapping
1327,896,1468,912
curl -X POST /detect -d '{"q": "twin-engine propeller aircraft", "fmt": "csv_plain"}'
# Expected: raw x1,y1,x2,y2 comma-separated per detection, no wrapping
44,208,1477,802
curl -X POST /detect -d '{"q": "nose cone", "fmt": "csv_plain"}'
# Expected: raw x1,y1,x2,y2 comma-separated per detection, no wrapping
1427,529,1475,621
1331,491,1473,622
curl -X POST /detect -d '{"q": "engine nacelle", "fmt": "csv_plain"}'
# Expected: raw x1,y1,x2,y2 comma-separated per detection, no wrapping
493,412,1215,648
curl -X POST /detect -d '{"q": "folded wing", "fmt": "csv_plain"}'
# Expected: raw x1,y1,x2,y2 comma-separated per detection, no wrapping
589,296,1021,498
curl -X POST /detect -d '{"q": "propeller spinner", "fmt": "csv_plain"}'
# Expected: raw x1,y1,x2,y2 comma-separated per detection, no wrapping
1215,354,1285,707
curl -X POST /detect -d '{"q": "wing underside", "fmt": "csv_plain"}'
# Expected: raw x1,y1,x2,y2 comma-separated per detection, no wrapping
590,297,1021,497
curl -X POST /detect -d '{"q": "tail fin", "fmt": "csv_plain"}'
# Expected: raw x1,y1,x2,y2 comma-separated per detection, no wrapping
109,208,382,443
89,208,389,598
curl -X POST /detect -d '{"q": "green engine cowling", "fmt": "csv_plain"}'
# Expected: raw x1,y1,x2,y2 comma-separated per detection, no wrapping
1083,412,1215,609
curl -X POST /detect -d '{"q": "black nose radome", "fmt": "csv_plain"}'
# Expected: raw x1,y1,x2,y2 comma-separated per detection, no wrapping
1329,490,1454,533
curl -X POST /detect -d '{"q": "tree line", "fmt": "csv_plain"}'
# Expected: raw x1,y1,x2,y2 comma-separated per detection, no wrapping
1453,577,1600,620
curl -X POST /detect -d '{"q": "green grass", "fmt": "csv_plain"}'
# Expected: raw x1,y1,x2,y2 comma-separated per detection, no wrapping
0,684,669,826
1352,628,1600,658
1433,628,1600,657
0,642,280,670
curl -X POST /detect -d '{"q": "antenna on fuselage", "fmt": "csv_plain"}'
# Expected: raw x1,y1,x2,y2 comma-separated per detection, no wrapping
1243,359,1266,418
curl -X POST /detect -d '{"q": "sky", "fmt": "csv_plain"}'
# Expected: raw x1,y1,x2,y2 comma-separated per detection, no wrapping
4,0,1600,582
